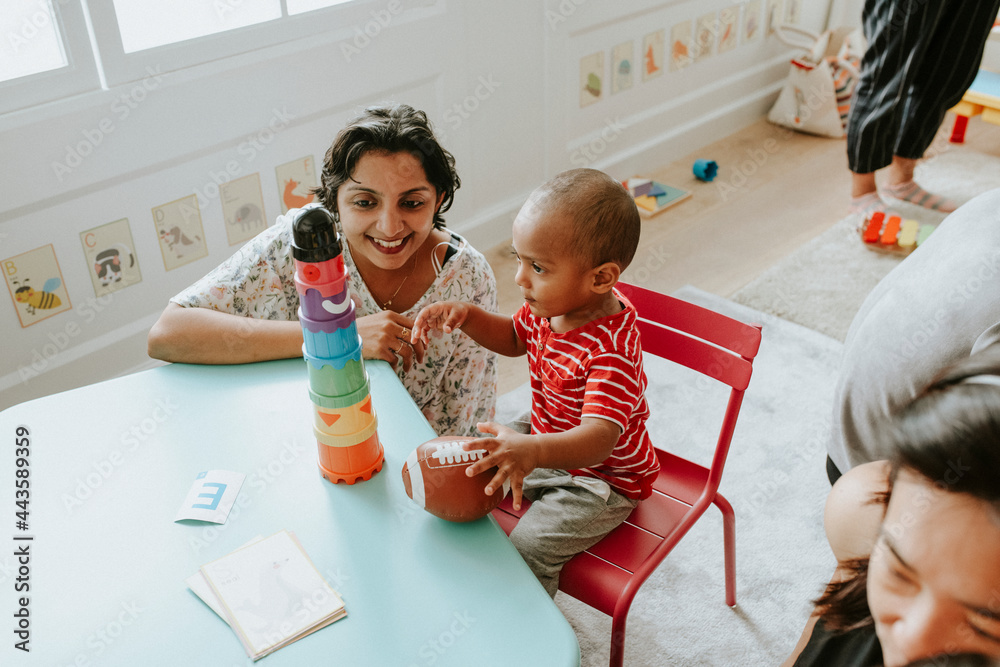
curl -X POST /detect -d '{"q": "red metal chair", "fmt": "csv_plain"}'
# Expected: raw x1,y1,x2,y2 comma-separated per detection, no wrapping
492,282,762,667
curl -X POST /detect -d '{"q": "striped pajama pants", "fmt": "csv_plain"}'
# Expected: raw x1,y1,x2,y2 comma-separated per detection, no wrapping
847,0,1000,174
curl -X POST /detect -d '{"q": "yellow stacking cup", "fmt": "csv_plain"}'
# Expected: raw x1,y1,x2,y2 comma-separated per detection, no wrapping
312,395,378,436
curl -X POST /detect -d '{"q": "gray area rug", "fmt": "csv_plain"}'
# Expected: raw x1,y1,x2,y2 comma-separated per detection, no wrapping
731,147,1000,341
497,285,843,666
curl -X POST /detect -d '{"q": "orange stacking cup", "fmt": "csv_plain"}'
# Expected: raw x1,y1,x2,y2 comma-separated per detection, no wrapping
314,420,384,484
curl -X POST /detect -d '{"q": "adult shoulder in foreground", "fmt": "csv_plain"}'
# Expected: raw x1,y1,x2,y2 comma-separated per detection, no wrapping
829,187,1000,472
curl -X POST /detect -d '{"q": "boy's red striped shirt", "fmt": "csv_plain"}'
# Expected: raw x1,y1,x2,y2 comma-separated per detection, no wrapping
512,290,660,500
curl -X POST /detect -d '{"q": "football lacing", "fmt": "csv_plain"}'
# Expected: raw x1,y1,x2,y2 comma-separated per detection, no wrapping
432,442,485,465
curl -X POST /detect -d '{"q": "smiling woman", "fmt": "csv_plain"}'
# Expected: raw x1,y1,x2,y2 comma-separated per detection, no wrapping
783,343,1000,667
146,104,499,437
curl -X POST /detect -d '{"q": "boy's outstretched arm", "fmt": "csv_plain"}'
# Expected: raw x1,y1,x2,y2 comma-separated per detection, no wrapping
411,301,526,357
465,418,620,509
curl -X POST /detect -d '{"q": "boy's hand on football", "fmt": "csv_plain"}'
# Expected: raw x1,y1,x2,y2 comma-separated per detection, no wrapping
463,422,539,511
411,302,471,346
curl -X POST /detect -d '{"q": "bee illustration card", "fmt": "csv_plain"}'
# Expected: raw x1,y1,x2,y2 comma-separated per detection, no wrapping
221,173,267,246
153,194,208,272
670,21,692,71
3,244,72,328
611,41,634,95
80,218,142,297
276,157,317,215
642,29,664,82
579,51,604,108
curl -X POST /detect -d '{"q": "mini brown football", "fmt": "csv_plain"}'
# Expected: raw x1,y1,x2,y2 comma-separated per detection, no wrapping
401,436,509,523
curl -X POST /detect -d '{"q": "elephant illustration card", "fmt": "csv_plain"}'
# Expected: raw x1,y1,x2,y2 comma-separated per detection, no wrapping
3,244,72,328
276,156,317,214
80,218,142,297
152,194,208,271
220,173,267,246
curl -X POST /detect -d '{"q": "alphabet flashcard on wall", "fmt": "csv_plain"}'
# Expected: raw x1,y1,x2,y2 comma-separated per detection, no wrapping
3,244,73,328
80,218,142,298
579,51,604,108
276,156,317,214
784,0,801,25
719,7,739,54
695,13,717,62
670,22,692,71
153,194,209,271
611,41,634,94
221,173,267,246
767,0,783,35
642,29,664,81
744,0,763,43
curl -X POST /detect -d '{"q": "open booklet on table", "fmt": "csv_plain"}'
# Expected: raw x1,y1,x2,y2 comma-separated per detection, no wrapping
187,530,346,661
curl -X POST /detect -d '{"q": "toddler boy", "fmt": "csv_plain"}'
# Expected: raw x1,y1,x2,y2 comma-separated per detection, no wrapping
411,168,660,595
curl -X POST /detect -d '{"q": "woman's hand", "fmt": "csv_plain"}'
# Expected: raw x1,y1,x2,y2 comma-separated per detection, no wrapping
355,310,426,372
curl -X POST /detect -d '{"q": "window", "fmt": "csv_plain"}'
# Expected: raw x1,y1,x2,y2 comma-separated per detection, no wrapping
287,0,355,17
0,0,99,114
0,0,374,115
112,0,283,54
88,0,379,87
0,0,66,83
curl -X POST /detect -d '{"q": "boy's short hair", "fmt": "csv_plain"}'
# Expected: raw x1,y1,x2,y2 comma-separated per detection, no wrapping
530,168,641,270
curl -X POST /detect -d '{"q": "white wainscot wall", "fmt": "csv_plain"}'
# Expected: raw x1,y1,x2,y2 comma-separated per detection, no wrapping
0,0,830,410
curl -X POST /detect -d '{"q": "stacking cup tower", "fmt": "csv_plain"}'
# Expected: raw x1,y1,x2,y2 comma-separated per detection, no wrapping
291,207,384,484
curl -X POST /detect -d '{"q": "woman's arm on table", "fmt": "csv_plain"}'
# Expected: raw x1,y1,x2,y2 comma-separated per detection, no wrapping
147,303,303,364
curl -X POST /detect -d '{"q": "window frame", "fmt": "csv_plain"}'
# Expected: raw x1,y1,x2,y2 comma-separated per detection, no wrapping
86,0,412,87
1,0,437,116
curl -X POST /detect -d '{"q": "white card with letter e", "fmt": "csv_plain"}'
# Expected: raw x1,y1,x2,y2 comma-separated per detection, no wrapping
175,470,245,523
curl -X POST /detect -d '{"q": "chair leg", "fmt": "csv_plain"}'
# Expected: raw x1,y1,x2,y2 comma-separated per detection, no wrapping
714,493,737,607
609,611,627,667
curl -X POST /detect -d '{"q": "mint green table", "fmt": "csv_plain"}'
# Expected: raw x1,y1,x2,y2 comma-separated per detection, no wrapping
0,359,580,666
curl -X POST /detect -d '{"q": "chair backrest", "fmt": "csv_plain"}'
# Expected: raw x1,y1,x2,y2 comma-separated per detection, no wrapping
616,282,762,492
617,282,761,389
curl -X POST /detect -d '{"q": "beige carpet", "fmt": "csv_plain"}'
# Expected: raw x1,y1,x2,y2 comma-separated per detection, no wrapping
732,147,1000,341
